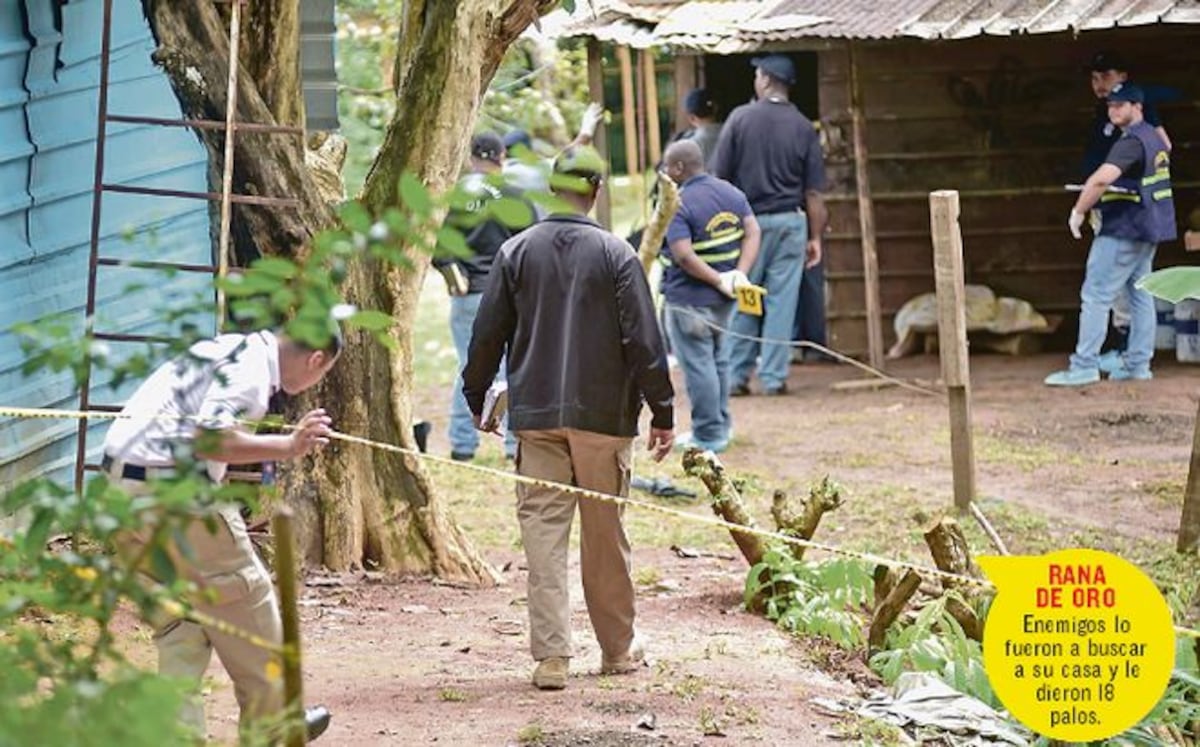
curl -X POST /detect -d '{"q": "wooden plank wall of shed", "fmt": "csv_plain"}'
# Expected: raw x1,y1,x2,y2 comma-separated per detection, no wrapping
819,27,1200,358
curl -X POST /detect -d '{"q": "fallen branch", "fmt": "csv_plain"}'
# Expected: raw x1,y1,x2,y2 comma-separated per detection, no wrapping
968,502,1010,555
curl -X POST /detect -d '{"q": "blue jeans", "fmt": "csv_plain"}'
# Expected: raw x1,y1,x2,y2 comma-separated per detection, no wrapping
731,211,806,391
451,293,516,457
1068,235,1157,372
666,302,734,450
793,257,826,348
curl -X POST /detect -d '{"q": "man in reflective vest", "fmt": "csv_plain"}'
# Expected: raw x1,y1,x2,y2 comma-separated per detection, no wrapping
660,140,761,452
1046,82,1176,386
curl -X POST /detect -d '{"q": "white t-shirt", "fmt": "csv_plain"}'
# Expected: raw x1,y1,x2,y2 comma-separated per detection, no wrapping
102,331,281,481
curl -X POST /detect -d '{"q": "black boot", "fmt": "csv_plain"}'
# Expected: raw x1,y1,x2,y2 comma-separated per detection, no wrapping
305,705,332,741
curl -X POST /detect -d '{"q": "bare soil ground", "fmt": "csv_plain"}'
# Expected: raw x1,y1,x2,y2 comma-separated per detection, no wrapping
188,351,1198,745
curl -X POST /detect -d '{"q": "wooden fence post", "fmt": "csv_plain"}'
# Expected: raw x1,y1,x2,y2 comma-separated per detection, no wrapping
273,506,306,746
929,190,976,512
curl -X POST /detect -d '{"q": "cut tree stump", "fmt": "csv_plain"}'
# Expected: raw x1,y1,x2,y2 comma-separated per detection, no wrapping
868,568,922,651
924,518,984,641
681,448,765,566
770,477,843,560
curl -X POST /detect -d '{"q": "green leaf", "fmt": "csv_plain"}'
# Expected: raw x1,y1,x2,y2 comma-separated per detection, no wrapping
434,227,471,259
23,509,54,556
489,197,534,229
345,309,395,332
561,0,576,12
338,201,372,234
149,544,177,586
1137,266,1200,303
250,257,299,280
398,172,433,216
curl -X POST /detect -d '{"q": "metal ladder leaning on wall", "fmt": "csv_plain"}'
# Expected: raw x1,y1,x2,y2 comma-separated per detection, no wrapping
73,0,302,493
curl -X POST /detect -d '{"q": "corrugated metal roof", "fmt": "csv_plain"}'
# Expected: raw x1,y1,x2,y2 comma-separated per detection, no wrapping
0,0,214,504
564,0,1199,47
902,0,1200,39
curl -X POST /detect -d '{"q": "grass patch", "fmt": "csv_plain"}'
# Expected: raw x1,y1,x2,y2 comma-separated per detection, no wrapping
975,432,1087,473
1142,478,1185,506
438,687,468,702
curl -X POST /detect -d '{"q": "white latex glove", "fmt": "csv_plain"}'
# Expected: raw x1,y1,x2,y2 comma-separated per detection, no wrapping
578,102,604,139
1068,209,1086,239
718,269,750,299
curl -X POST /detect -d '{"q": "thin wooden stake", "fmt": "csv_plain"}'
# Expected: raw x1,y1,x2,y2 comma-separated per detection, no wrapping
848,42,885,370
586,40,612,229
273,506,306,747
215,0,243,330
929,190,976,511
969,502,1010,556
1178,398,1200,553
642,48,661,167
869,569,921,651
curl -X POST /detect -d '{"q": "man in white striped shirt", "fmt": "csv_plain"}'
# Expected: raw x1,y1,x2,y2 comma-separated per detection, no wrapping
102,327,339,740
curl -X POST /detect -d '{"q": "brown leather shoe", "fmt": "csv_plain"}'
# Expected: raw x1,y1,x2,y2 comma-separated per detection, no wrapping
532,656,569,690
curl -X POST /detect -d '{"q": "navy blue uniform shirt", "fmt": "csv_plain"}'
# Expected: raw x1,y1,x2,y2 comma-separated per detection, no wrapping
662,174,753,308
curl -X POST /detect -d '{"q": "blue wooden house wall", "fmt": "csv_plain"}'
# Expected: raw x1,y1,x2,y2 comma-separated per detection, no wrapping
0,0,215,499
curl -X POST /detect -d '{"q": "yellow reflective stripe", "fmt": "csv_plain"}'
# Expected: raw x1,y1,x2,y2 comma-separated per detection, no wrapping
692,230,744,251
698,249,740,265
1152,188,1173,201
1142,171,1170,186
1100,193,1141,203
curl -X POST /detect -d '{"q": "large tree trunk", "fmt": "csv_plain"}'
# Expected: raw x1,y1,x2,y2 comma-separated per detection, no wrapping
144,0,553,583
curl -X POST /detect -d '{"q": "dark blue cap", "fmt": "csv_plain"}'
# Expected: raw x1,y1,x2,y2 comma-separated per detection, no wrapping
684,88,714,117
471,131,505,163
751,54,796,86
1107,81,1144,104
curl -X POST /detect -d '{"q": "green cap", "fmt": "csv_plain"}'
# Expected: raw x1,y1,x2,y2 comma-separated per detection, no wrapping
553,145,606,176
551,145,606,193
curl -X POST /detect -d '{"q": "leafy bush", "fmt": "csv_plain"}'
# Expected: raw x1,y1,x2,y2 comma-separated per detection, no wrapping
745,548,872,648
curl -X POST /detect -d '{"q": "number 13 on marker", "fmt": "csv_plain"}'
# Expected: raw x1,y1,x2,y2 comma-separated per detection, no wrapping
736,284,766,316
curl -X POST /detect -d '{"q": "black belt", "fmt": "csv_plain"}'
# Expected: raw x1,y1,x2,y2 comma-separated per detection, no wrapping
101,455,180,481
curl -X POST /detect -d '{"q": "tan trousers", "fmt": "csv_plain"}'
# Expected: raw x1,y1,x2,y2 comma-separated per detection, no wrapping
515,428,635,661
113,474,283,736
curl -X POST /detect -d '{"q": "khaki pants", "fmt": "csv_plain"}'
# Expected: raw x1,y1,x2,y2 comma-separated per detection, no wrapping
515,428,635,661
113,474,283,736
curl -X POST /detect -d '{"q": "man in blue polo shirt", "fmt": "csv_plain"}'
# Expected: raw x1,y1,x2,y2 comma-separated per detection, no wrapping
710,54,826,396
1046,82,1175,387
661,140,761,452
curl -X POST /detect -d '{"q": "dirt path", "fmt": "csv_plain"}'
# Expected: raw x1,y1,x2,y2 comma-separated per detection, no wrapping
203,549,858,746
190,350,1195,745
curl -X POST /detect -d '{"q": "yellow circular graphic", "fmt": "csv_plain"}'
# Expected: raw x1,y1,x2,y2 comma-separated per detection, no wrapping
978,549,1174,741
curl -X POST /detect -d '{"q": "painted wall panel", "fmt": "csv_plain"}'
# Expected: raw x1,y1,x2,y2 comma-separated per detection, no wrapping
0,0,216,509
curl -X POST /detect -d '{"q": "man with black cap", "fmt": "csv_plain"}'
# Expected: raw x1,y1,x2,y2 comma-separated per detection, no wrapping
1082,50,1171,179
710,54,826,396
1046,82,1176,387
434,131,527,461
462,145,674,692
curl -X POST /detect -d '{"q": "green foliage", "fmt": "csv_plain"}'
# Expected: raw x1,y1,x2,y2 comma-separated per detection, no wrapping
869,595,997,708
1138,266,1200,303
745,549,873,648
2,166,450,743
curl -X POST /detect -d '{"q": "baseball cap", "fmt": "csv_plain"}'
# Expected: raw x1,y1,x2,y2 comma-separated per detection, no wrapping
1107,81,1144,104
684,88,715,117
470,132,505,163
751,54,796,86
503,129,533,151
1088,50,1127,73
551,145,606,192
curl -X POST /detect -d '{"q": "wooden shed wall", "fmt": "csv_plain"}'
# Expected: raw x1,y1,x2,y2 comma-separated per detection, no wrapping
817,27,1200,357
